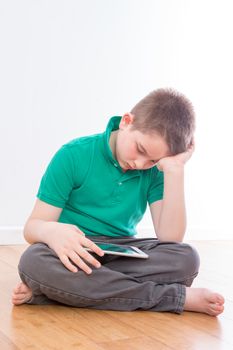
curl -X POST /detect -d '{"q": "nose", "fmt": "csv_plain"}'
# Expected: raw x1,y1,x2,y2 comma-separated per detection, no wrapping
134,159,148,169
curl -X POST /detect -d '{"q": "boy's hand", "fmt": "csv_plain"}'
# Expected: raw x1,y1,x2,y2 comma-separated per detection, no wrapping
156,138,195,172
44,222,104,274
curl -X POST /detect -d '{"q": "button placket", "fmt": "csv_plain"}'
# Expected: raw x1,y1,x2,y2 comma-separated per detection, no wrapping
111,171,140,204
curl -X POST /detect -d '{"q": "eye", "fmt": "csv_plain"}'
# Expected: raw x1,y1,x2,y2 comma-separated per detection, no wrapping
137,145,144,154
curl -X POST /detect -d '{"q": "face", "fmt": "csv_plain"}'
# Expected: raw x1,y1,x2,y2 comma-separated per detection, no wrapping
114,113,171,171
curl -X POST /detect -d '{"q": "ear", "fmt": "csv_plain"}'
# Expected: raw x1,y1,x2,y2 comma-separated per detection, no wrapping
119,113,135,129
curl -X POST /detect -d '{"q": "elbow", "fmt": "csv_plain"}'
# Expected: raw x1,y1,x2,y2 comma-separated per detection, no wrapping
157,237,184,243
23,221,33,244
156,228,186,243
23,223,27,240
23,227,30,244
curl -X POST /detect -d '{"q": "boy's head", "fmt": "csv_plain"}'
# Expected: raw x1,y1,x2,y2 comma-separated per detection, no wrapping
114,88,195,171
129,88,195,154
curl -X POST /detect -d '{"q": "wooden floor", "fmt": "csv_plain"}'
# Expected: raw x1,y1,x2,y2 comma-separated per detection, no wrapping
0,241,233,350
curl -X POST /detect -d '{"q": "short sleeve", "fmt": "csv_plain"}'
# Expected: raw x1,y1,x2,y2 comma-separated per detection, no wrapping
36,145,76,208
147,168,164,204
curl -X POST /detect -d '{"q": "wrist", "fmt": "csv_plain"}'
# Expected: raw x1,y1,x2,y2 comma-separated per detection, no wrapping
163,164,184,174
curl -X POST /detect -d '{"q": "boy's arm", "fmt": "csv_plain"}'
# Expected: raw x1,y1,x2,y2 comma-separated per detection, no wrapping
23,198,104,274
149,141,194,242
23,198,63,243
150,166,186,242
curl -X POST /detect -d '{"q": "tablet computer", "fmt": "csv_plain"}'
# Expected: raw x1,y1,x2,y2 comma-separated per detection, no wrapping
85,242,149,259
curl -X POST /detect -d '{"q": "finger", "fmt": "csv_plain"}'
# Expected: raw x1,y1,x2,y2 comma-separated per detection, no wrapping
76,245,102,269
81,237,105,257
68,251,95,274
59,254,78,273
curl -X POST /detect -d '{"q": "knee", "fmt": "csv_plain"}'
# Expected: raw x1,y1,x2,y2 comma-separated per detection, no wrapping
179,243,200,281
18,243,52,277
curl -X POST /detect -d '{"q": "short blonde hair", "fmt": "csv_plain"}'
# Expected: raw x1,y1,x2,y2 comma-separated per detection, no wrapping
130,88,195,154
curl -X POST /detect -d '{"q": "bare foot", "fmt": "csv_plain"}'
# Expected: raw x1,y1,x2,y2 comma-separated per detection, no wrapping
184,287,225,316
12,282,33,305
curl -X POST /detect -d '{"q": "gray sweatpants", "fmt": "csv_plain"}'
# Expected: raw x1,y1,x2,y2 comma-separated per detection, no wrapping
18,235,200,314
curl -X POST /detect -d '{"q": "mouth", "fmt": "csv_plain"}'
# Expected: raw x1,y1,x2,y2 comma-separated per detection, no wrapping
125,162,134,170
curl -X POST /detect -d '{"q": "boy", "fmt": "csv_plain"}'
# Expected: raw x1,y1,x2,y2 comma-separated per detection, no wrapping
12,88,224,316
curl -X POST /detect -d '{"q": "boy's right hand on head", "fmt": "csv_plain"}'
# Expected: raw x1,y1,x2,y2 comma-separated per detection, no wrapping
45,222,104,274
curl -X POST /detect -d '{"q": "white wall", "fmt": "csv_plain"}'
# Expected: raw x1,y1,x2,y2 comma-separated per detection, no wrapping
1,0,233,241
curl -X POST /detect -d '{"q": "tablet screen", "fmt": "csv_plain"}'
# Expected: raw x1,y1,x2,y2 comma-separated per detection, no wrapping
96,242,139,255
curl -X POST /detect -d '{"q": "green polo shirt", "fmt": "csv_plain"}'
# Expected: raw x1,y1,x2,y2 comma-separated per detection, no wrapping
36,116,164,237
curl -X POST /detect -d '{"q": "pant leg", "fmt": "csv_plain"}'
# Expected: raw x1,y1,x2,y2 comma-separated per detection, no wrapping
90,236,200,287
17,237,199,314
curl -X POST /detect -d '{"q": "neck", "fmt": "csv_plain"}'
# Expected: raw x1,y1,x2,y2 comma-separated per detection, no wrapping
109,130,118,158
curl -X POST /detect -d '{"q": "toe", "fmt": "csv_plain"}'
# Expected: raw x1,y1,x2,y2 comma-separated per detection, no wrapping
13,284,22,294
12,293,32,305
12,282,33,306
18,283,30,293
12,292,28,300
209,303,224,316
208,291,225,305
12,299,23,305
13,282,25,293
14,282,31,295
216,294,225,305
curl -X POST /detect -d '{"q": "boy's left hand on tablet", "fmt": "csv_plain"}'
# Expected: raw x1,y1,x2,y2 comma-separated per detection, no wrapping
44,222,105,275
